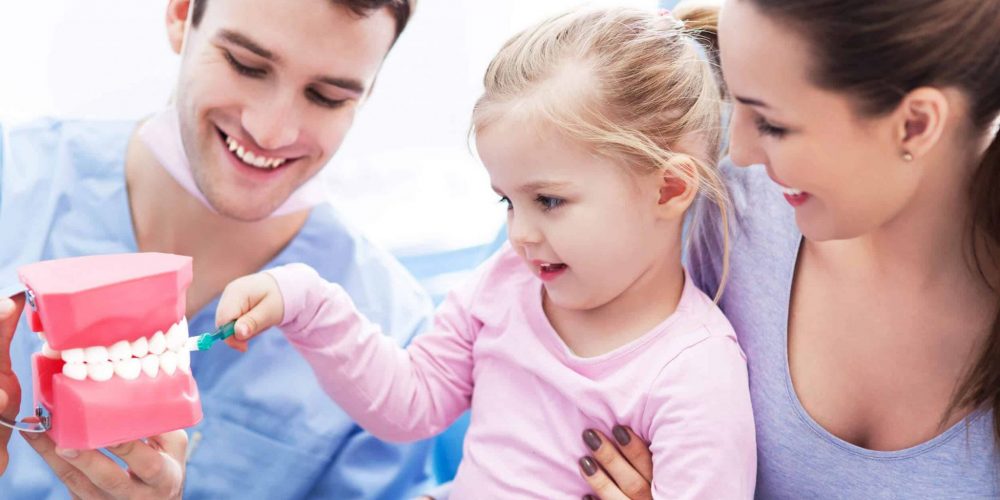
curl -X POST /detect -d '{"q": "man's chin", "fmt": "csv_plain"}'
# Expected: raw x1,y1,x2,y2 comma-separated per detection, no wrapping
206,195,285,222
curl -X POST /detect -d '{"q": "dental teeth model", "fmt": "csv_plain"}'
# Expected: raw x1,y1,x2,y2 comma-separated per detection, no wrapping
17,252,203,450
52,318,193,382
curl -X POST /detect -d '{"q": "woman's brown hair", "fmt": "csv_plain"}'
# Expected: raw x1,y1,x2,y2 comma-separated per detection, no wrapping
747,0,1000,443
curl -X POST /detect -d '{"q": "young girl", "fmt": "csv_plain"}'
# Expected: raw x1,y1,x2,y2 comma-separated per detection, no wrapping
217,6,755,498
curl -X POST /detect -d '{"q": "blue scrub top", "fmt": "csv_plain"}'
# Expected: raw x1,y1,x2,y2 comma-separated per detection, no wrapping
0,119,436,499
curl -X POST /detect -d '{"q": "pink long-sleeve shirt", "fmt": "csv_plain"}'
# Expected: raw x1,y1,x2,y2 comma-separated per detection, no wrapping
267,246,756,499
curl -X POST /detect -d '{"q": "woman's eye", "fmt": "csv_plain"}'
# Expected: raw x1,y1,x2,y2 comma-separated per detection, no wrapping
754,116,788,138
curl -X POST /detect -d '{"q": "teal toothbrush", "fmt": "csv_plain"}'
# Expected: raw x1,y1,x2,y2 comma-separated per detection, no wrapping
185,320,238,351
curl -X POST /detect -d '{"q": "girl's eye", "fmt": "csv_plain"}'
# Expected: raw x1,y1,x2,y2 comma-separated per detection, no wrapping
224,51,267,78
499,196,512,210
754,116,788,138
535,195,563,211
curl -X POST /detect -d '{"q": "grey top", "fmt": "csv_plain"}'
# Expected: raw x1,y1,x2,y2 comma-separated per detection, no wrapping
688,161,999,499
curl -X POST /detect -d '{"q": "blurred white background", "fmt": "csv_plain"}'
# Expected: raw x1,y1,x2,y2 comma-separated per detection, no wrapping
0,0,654,259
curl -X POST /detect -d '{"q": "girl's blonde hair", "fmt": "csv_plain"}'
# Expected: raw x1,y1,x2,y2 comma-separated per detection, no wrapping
472,2,731,299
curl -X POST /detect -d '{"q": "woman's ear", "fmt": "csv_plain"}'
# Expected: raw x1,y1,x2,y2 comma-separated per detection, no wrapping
166,0,194,55
895,87,949,162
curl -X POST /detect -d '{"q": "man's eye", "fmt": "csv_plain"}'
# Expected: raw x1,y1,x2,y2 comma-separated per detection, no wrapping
224,51,267,78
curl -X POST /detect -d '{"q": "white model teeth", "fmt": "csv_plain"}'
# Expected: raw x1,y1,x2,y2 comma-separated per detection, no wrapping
225,136,288,169
166,323,188,352
87,361,114,382
781,187,804,196
63,363,87,381
141,355,160,378
178,349,191,374
84,346,110,364
114,358,142,380
131,337,149,358
62,348,85,364
109,340,132,362
160,351,178,376
149,331,167,355
41,342,61,360
46,318,191,382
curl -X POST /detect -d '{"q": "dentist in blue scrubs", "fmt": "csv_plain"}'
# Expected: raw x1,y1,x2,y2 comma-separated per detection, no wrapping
0,0,436,498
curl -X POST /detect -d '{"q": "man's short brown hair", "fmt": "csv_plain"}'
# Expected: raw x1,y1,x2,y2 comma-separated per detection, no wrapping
191,0,415,40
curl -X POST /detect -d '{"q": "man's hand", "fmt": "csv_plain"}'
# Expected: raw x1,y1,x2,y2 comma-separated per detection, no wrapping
0,295,25,476
22,429,188,499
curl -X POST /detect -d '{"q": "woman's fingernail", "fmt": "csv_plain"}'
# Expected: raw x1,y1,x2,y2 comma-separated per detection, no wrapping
582,429,601,451
579,456,598,476
57,448,79,459
613,425,631,446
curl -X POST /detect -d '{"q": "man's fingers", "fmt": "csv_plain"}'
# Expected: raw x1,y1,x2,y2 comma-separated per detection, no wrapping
0,294,25,373
108,433,185,491
20,432,105,499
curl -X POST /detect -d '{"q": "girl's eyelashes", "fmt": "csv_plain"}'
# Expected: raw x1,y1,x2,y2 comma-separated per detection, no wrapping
498,195,564,212
535,194,564,211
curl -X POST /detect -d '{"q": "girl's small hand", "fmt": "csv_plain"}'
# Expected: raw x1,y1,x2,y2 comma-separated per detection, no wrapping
579,426,653,500
215,273,284,352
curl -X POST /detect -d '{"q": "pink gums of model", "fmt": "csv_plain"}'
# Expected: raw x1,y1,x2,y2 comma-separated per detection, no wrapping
18,253,202,450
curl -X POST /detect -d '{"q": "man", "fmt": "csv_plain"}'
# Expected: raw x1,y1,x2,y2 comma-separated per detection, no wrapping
0,0,436,497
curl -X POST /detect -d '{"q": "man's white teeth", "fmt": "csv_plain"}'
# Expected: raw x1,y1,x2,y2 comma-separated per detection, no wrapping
781,187,805,196
225,136,288,169
50,318,192,382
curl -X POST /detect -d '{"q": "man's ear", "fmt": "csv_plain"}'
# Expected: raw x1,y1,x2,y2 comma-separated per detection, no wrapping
166,0,194,55
895,87,949,161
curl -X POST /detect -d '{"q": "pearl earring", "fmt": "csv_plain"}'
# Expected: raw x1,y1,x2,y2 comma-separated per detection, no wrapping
902,152,914,162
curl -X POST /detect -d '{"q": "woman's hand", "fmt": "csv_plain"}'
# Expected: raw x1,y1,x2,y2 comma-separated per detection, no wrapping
22,429,188,499
579,426,653,500
215,272,285,352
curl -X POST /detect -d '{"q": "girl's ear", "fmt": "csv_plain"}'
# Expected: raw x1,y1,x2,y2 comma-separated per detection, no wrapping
655,157,700,219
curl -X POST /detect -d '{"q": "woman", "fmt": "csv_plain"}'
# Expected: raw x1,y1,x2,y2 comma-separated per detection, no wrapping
576,0,1000,497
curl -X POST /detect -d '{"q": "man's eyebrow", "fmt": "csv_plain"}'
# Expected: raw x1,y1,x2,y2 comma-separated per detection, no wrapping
316,76,366,95
218,29,277,62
